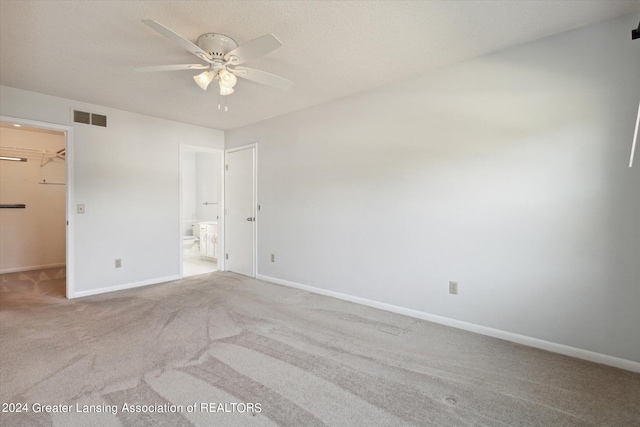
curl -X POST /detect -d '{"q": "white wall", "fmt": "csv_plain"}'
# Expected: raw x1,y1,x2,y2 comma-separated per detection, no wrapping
0,86,224,295
226,14,640,363
0,126,66,272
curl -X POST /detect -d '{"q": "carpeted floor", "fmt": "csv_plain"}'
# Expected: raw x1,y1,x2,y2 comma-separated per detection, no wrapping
1,269,639,426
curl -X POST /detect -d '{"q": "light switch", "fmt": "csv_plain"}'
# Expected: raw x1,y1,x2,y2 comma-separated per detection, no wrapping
77,204,85,214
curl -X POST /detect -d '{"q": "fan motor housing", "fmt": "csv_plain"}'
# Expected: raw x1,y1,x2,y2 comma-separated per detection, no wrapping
197,33,238,59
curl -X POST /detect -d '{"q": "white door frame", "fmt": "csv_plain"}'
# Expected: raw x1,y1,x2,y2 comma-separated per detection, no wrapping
0,115,75,298
224,143,257,276
179,144,225,277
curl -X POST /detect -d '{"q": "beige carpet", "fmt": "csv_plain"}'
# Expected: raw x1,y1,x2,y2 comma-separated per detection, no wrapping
1,268,639,426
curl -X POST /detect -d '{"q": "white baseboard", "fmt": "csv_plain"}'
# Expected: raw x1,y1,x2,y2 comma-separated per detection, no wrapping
70,275,181,299
0,262,66,274
256,274,640,373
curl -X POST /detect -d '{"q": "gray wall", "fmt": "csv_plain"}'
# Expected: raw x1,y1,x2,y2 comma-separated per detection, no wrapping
226,14,640,362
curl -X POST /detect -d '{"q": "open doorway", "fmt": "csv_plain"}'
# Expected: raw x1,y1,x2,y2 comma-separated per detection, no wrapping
180,145,223,277
0,120,70,298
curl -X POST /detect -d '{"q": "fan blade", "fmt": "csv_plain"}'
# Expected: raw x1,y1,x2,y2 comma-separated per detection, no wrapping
224,34,282,65
135,64,209,72
230,66,293,89
142,20,213,62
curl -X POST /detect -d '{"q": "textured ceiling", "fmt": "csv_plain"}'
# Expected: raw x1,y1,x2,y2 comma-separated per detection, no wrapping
1,1,639,131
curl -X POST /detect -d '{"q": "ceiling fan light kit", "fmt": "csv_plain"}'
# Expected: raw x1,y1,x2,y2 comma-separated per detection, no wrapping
138,20,293,109
219,85,235,96
218,69,237,88
193,70,215,90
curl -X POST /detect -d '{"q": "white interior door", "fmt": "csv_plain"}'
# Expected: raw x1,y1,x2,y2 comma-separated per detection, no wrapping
225,146,255,276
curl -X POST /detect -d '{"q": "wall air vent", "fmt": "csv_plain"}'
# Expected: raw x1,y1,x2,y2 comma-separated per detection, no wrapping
73,110,107,127
91,114,107,127
73,110,91,124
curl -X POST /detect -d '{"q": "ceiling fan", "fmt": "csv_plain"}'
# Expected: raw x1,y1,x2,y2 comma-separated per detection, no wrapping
138,20,293,98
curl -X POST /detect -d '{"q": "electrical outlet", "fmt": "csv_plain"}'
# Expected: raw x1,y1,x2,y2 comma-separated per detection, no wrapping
115,259,122,268
449,281,458,295
271,254,275,262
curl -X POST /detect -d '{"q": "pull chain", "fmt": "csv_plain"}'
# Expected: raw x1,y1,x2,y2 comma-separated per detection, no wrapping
217,93,229,112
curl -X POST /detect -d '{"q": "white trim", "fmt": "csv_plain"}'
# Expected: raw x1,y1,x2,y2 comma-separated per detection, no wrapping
71,275,181,299
179,148,184,278
253,144,258,277
179,145,225,278
0,115,74,298
66,126,75,297
224,143,258,277
629,100,639,167
225,143,258,154
0,262,66,274
256,274,640,373
218,147,226,271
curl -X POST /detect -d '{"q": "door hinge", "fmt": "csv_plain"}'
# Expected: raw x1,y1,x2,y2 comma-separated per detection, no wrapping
225,253,228,260
225,164,228,171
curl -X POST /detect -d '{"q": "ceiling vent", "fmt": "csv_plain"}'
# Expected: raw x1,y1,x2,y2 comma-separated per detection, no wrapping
73,110,107,127
91,114,107,127
73,110,90,125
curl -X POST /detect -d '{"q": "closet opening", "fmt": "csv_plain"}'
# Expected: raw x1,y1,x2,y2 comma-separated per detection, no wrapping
0,120,71,298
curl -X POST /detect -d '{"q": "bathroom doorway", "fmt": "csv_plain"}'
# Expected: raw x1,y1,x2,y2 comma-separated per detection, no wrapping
180,145,223,277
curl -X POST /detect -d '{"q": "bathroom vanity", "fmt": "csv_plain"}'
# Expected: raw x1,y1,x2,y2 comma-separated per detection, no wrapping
199,222,218,260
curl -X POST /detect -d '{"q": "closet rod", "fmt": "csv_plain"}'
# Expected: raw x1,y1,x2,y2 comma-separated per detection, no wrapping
0,145,47,154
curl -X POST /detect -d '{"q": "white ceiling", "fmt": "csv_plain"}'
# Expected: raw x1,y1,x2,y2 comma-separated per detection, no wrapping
1,1,639,131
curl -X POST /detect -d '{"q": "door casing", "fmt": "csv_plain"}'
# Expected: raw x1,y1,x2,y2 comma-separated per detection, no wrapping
179,144,225,277
0,115,74,297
